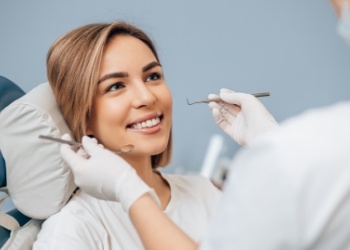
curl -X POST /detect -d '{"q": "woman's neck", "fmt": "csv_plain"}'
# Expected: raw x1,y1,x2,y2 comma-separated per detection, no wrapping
123,155,171,210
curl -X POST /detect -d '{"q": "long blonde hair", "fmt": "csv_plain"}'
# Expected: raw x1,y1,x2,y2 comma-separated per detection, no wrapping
47,21,172,168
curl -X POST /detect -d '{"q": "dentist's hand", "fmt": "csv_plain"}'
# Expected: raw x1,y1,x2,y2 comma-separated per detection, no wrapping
60,134,159,212
208,88,278,146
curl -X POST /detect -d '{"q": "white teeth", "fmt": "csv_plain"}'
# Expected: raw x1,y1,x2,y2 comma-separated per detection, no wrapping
132,117,160,129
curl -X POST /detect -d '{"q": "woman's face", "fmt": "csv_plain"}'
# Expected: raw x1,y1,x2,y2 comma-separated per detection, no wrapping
86,35,172,162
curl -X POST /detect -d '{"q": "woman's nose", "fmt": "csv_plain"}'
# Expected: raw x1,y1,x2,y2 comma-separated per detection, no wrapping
130,82,156,108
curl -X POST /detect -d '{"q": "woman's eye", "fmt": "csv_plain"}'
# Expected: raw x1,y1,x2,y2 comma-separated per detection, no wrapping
106,82,125,93
146,72,162,82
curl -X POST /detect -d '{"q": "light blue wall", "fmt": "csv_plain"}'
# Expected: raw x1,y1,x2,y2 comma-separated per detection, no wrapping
1,0,350,173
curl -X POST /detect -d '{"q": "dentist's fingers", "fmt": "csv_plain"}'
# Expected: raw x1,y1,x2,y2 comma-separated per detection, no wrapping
60,142,85,170
77,147,89,159
212,109,232,130
220,91,259,108
219,104,237,124
208,93,220,100
81,136,106,157
208,101,222,110
220,88,234,93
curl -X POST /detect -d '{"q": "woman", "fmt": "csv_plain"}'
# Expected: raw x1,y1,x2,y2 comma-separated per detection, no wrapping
33,22,221,249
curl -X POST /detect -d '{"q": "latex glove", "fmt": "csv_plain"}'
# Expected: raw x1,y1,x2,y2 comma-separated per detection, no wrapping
208,88,278,146
60,134,160,212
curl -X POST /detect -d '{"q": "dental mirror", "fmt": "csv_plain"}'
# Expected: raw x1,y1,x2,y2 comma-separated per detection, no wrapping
115,144,134,154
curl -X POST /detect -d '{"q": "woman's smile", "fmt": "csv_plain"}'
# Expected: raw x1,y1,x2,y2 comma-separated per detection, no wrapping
128,112,163,134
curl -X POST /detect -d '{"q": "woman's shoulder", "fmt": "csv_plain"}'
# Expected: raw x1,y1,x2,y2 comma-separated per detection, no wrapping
33,190,116,249
37,190,102,232
34,188,146,249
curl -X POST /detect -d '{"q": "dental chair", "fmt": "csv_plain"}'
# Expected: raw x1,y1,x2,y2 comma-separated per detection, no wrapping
0,76,77,249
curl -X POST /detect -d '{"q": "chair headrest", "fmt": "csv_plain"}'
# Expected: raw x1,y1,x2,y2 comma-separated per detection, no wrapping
0,83,77,219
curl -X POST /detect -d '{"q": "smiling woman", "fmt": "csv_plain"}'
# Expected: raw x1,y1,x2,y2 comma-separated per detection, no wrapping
87,35,173,170
32,21,221,250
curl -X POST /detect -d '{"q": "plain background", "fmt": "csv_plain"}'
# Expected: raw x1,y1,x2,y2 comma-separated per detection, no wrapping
1,0,349,174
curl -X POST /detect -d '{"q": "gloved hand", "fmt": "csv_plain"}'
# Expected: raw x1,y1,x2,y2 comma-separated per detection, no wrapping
60,134,160,212
208,88,278,146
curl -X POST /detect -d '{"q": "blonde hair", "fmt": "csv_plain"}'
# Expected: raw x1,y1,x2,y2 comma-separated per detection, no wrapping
47,21,172,168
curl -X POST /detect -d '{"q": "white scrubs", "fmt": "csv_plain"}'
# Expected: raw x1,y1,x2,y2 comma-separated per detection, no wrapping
33,173,221,250
201,102,350,250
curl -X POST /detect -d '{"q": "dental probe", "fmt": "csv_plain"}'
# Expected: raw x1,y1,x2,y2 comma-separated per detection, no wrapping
38,135,134,154
39,134,81,147
186,92,270,105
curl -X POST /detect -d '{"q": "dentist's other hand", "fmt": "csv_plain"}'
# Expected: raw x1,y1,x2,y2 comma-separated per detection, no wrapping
208,88,278,146
60,134,159,212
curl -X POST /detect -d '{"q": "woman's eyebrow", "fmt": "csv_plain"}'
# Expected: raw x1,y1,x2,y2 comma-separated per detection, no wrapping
142,61,162,72
98,61,161,84
98,72,128,84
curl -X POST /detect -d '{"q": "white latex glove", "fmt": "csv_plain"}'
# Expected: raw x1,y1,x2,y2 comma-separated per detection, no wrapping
208,88,278,146
60,134,160,212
